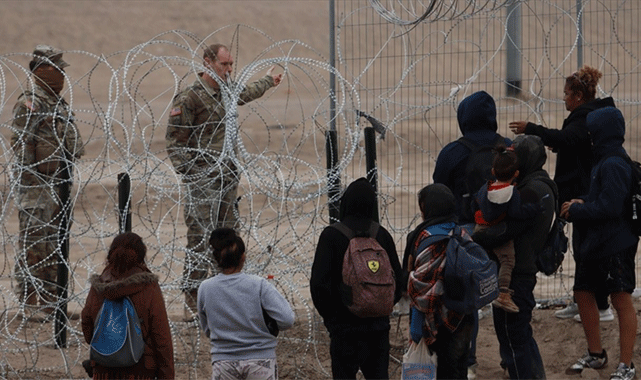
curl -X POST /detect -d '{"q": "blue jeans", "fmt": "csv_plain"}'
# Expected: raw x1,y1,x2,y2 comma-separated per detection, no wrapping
492,277,546,379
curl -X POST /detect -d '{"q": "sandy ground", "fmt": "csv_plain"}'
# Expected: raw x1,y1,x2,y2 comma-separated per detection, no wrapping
1,1,641,379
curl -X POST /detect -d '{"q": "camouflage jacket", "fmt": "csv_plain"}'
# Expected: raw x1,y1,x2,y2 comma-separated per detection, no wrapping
165,73,274,178
11,83,85,186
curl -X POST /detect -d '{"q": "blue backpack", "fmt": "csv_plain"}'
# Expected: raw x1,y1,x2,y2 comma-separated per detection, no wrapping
417,226,499,314
90,296,145,367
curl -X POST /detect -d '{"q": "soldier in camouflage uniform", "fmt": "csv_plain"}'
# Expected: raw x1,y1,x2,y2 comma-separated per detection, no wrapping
11,45,85,310
166,44,282,319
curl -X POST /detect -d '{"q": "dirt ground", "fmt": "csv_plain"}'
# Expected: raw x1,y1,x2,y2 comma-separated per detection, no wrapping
1,1,641,379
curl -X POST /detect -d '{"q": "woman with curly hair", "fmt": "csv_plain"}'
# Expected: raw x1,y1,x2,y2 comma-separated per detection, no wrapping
509,65,615,322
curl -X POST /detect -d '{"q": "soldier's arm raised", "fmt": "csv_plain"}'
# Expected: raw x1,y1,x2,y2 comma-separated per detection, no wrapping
237,67,281,105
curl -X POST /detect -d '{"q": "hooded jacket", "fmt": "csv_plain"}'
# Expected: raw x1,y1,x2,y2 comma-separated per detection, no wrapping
402,183,458,273
566,107,638,260
523,97,616,204
310,178,403,333
510,135,557,277
81,264,175,379
433,91,511,222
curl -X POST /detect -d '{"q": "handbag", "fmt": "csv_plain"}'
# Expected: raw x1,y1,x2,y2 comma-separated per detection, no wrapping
402,338,437,380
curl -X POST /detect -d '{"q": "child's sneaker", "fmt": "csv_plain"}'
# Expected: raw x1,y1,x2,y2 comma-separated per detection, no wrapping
492,291,519,313
566,350,608,374
467,362,478,380
610,362,635,380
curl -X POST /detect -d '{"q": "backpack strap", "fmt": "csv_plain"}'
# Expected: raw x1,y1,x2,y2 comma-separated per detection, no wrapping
536,176,559,214
457,136,477,151
331,222,354,239
457,134,504,151
415,231,451,256
331,221,380,239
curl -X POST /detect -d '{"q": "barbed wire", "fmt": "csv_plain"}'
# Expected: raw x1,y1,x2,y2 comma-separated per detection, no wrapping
0,0,640,378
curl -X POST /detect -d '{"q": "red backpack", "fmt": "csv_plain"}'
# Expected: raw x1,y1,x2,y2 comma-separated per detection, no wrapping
333,222,396,318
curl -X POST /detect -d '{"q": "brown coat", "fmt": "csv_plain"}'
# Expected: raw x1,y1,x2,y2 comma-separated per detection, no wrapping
81,264,175,379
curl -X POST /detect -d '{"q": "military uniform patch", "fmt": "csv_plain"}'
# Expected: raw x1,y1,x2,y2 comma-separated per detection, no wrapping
25,100,36,111
170,107,182,116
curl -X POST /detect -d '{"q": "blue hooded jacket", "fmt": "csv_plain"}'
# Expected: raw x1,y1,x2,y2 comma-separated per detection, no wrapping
567,107,639,260
433,91,511,223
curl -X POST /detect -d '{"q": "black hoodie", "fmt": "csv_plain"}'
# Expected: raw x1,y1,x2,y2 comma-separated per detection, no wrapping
310,178,403,333
433,91,511,222
510,135,557,277
567,107,638,260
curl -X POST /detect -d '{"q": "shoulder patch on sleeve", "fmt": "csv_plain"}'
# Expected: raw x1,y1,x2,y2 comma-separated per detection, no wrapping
24,100,36,111
170,107,182,116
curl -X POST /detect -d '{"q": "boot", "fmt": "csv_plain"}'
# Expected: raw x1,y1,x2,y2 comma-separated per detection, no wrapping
492,289,520,313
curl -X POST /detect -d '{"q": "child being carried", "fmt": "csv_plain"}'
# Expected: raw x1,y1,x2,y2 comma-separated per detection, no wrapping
472,145,544,313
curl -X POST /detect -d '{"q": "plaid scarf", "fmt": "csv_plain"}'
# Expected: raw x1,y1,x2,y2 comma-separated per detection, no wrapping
407,227,464,345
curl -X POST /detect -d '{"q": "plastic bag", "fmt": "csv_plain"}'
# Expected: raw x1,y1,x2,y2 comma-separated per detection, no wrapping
402,338,437,380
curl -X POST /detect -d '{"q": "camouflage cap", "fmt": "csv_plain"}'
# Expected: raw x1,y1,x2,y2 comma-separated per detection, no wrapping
32,45,69,68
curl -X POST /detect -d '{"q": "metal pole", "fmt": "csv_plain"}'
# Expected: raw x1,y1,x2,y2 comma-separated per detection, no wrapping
364,127,379,223
506,0,522,96
55,161,71,348
327,0,341,223
326,130,340,223
118,173,132,233
577,0,584,68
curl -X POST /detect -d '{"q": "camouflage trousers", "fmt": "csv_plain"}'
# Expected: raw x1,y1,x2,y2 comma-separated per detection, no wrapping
181,173,239,292
13,187,64,305
211,359,277,380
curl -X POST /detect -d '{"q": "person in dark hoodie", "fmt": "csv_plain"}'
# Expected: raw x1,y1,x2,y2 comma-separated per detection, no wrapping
433,90,512,225
404,183,475,380
432,90,510,378
492,135,555,379
510,65,615,321
560,107,638,380
81,232,175,380
310,178,403,380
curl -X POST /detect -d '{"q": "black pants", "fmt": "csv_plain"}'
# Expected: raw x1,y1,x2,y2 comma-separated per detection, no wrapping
493,276,546,379
429,313,474,380
329,328,390,379
572,227,610,309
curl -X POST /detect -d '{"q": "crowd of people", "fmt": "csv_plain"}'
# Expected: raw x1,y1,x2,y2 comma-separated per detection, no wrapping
9,42,638,380
310,66,638,380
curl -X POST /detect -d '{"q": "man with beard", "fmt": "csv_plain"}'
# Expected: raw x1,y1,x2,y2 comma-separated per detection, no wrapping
166,44,282,320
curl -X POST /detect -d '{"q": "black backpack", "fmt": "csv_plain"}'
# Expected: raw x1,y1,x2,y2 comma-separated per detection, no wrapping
600,153,641,236
628,160,641,236
458,135,504,222
536,177,568,276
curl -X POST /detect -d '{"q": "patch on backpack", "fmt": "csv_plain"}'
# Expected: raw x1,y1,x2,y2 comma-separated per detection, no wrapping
367,260,380,273
170,107,182,116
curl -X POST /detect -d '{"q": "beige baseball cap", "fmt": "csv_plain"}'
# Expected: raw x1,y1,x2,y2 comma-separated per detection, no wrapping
32,45,69,68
